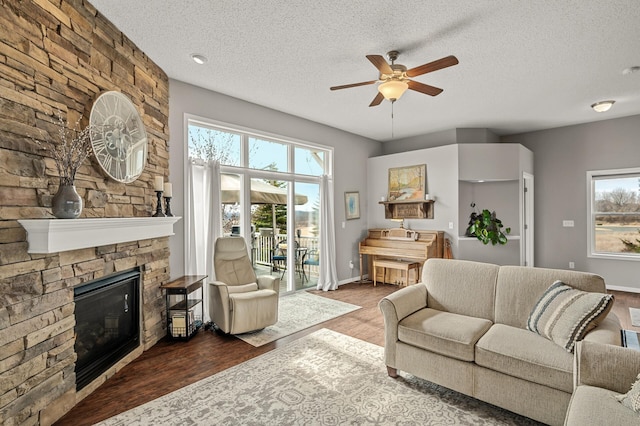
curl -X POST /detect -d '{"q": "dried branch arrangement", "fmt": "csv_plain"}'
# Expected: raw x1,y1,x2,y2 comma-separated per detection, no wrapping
37,111,94,186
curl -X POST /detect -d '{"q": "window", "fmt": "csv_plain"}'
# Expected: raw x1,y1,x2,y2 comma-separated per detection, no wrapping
186,116,332,292
295,146,325,176
188,122,240,166
249,137,288,171
588,168,640,259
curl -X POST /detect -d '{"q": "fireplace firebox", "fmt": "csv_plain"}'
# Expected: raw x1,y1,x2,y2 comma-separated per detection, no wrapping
74,269,140,390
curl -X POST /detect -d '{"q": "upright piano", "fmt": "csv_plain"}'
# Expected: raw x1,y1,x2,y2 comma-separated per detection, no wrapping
358,228,445,284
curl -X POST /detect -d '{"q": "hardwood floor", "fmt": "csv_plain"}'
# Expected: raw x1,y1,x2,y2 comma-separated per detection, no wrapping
55,282,396,425
55,284,640,425
609,290,640,332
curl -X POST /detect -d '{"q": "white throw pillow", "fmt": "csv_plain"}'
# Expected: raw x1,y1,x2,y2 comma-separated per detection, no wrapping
617,372,640,413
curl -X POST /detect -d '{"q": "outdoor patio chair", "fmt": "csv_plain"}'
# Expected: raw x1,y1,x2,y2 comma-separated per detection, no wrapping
302,249,319,283
271,240,287,277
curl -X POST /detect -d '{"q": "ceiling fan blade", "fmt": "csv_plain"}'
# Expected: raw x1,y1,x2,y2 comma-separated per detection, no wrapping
407,80,443,96
406,55,459,77
330,80,377,91
369,92,384,107
366,55,393,75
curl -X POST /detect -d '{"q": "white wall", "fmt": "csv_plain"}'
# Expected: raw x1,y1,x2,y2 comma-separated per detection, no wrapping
368,141,532,264
168,79,381,282
367,144,459,253
503,114,640,292
167,79,640,292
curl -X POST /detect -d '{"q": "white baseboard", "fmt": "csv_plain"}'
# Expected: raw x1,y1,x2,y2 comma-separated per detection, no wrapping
338,274,368,286
607,284,640,294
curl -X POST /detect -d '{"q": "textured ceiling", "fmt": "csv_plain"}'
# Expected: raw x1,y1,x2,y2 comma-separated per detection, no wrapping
90,0,640,142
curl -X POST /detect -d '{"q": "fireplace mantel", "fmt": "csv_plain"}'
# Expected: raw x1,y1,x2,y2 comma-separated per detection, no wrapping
18,217,181,254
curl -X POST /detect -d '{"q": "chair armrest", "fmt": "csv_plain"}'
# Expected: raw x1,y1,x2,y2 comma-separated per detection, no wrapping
257,275,280,294
209,281,230,332
210,281,230,298
574,340,640,394
378,284,428,368
379,283,428,323
582,312,622,346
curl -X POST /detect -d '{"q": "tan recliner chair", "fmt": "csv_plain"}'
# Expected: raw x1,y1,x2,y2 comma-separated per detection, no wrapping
210,236,280,334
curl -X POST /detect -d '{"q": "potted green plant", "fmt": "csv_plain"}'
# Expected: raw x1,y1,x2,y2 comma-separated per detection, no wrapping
466,206,511,245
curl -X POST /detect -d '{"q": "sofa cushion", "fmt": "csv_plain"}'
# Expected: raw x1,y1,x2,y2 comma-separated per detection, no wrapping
423,259,499,321
565,385,640,426
398,308,492,362
495,266,606,328
229,288,277,312
475,324,573,392
526,281,614,353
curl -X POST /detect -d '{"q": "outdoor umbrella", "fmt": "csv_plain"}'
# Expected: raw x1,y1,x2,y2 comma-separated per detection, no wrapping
220,173,308,232
220,174,308,205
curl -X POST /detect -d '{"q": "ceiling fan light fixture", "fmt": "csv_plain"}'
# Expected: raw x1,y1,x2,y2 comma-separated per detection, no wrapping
378,80,408,101
591,100,615,112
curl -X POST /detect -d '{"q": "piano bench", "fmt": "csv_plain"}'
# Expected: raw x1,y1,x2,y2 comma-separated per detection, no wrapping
372,259,421,287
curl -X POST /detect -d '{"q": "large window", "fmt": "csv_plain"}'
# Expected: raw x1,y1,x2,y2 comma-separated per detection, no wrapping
588,168,640,260
187,116,332,291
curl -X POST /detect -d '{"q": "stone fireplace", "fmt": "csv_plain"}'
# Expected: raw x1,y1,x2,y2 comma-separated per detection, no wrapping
0,1,171,424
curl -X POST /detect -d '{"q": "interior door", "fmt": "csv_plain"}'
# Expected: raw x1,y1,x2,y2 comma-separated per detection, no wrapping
522,172,534,266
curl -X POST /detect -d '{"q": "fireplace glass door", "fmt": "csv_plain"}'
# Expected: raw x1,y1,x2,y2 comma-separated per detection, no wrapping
74,269,140,390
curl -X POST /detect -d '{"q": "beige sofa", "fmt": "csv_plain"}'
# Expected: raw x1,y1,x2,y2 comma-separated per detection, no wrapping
565,340,640,425
379,259,622,425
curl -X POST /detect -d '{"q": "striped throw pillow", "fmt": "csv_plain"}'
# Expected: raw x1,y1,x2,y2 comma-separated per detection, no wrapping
527,281,614,353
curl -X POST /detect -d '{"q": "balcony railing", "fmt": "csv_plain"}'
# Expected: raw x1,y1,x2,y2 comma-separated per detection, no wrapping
252,234,319,281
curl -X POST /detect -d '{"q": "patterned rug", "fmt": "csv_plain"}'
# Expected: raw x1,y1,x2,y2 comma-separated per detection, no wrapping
234,291,361,346
97,329,542,425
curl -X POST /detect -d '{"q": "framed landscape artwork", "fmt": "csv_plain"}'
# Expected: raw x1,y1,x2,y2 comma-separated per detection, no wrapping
388,164,426,201
345,191,360,220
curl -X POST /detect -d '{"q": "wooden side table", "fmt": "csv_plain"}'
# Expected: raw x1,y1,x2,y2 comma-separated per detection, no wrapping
372,259,420,287
160,275,207,340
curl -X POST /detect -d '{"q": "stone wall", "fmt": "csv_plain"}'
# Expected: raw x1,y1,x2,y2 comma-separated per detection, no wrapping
0,1,170,424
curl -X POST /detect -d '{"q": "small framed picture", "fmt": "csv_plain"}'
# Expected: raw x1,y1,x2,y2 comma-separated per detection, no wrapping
345,191,360,220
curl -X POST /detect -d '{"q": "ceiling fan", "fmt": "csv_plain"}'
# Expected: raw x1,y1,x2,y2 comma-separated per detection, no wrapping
330,50,458,107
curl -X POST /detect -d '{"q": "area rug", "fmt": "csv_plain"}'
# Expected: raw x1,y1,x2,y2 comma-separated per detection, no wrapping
630,307,640,327
234,291,361,346
97,329,542,425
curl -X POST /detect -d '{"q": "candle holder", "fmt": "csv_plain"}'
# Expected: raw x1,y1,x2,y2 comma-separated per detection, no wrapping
164,196,174,217
153,190,166,217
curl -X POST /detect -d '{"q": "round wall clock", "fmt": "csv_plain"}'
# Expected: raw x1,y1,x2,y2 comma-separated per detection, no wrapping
89,91,148,183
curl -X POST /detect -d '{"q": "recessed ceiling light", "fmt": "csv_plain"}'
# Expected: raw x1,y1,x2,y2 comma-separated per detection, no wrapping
591,100,615,113
190,54,208,65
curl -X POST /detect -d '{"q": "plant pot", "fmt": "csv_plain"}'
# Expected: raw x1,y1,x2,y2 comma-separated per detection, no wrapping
52,184,82,219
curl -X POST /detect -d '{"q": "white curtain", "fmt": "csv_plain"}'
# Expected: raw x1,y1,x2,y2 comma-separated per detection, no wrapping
185,158,221,321
317,174,338,291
